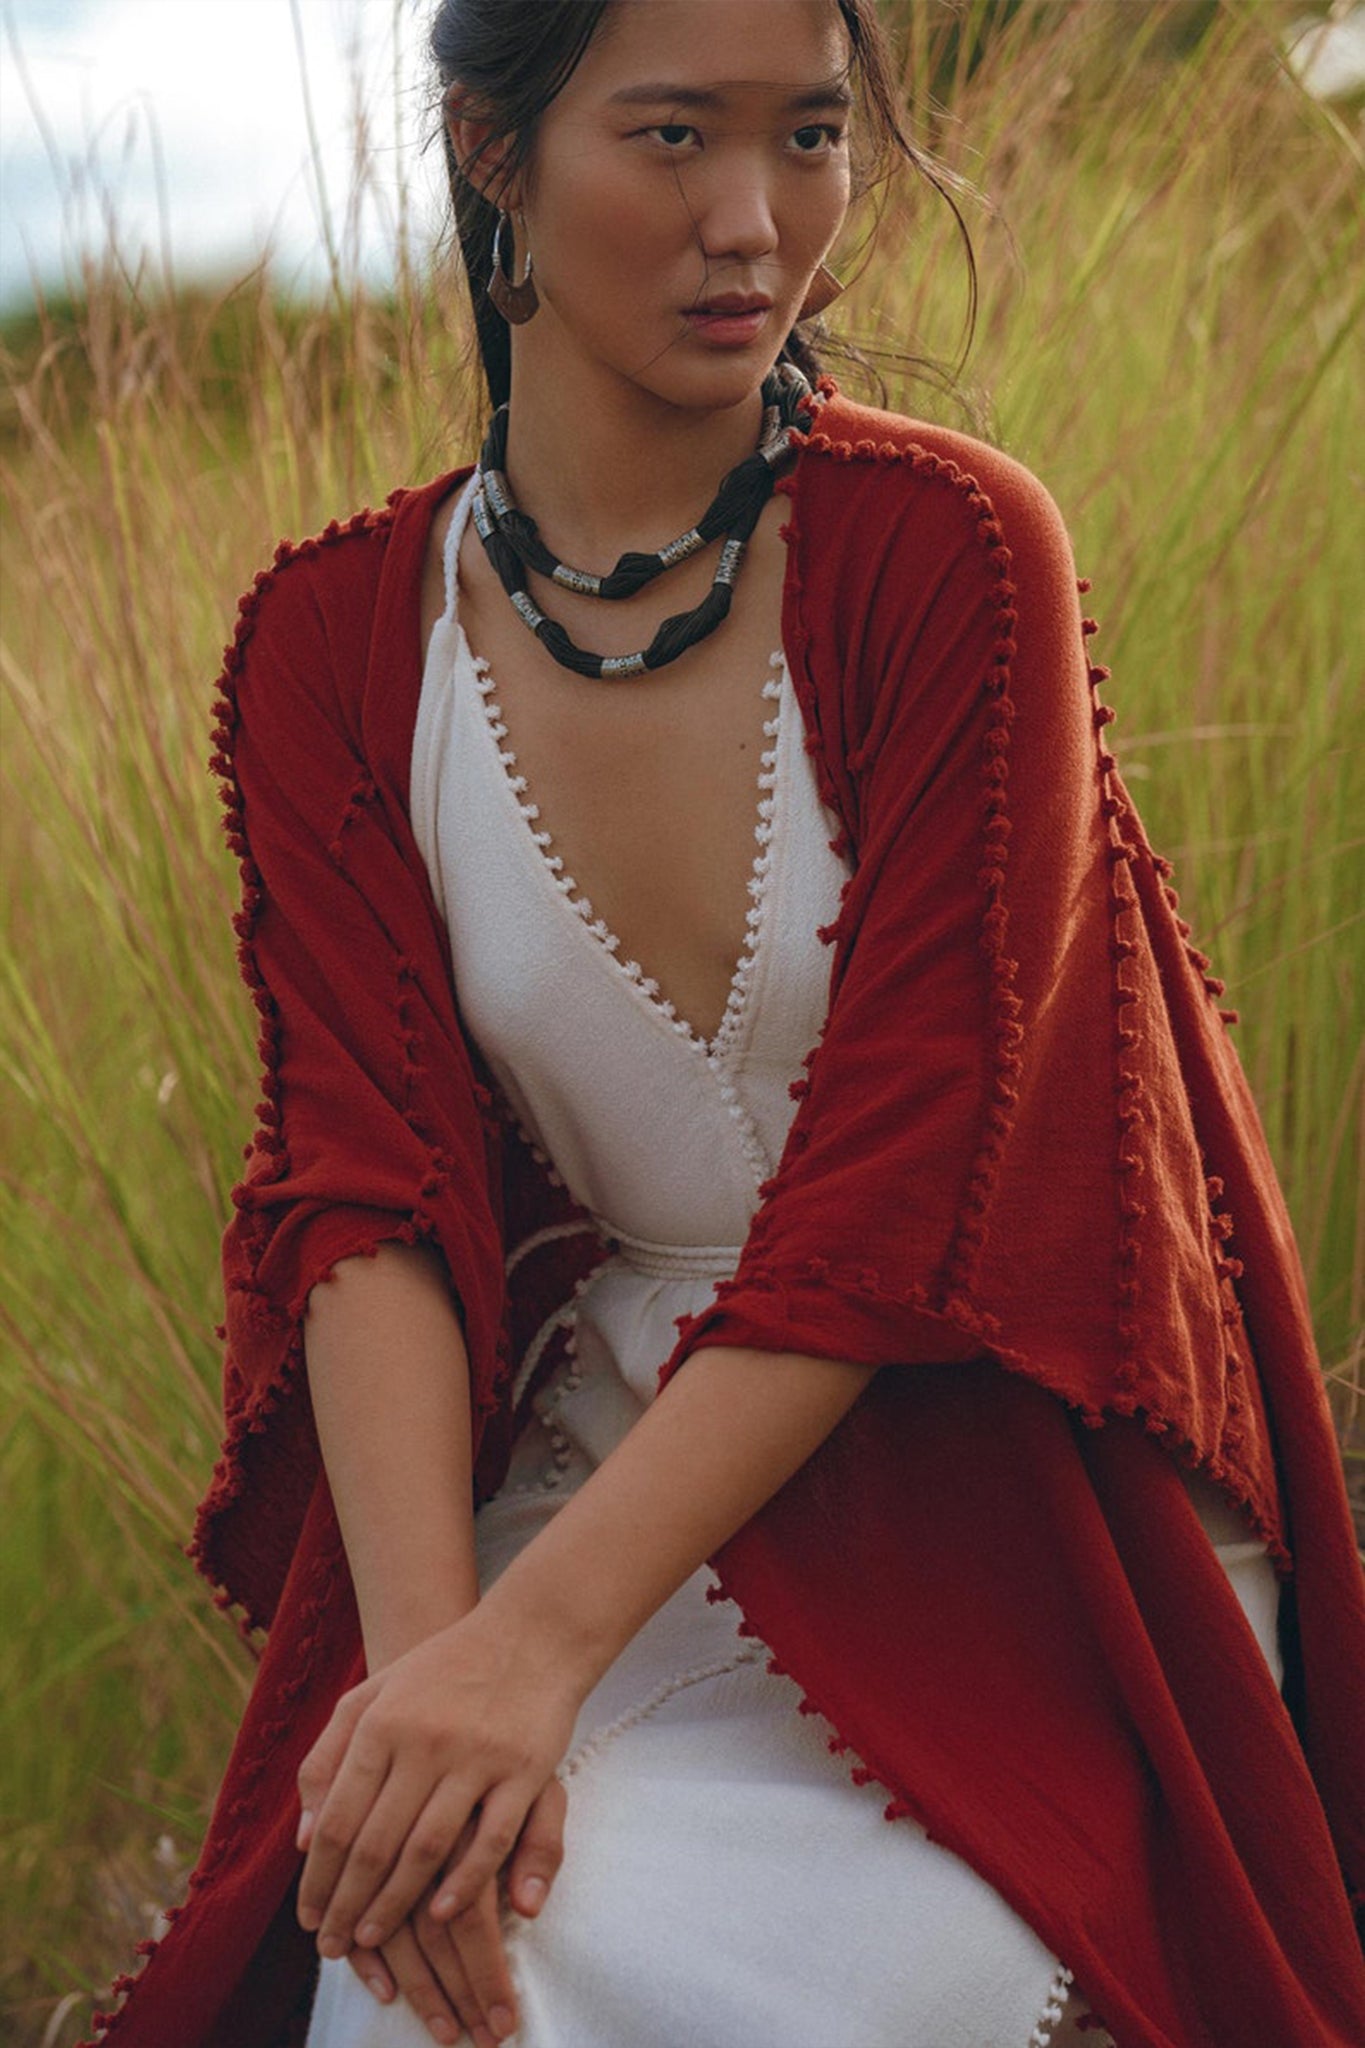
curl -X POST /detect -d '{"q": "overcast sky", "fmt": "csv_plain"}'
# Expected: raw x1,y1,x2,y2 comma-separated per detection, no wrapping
0,0,443,310
2,1,1362,315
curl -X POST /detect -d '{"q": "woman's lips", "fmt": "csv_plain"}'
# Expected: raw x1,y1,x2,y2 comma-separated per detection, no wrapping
682,301,771,347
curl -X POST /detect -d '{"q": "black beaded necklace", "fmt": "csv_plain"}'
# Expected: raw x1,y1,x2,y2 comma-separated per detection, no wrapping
471,365,814,680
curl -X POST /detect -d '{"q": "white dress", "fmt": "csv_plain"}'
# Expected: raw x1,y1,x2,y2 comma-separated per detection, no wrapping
306,479,1278,2048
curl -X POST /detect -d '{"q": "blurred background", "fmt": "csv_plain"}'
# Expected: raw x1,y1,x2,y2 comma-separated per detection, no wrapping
2,3,1362,2041
1,0,444,314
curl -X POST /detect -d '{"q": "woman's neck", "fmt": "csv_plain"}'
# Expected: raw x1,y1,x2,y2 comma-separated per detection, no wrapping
500,344,767,572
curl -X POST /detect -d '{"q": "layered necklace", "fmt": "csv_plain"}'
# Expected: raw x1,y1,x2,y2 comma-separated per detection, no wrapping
471,364,815,680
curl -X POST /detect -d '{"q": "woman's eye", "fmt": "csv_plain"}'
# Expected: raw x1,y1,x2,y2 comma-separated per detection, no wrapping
790,124,843,154
647,124,699,150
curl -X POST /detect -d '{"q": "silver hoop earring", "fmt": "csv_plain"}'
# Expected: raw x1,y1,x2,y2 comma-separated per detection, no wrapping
488,211,539,325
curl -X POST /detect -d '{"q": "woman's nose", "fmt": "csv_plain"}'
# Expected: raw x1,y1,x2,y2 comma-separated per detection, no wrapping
696,163,779,263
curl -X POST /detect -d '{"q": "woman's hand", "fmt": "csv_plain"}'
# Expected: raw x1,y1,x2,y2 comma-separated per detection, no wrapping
296,1602,583,1960
345,1783,566,2046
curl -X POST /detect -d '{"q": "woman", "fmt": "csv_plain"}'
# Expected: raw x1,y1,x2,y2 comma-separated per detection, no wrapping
88,3,1365,2046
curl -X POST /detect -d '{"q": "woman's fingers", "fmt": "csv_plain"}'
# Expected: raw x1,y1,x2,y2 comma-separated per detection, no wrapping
296,1678,376,1856
302,1736,417,1941
314,1768,477,1955
299,1742,405,1938
366,1919,470,2048
418,1882,518,2046
429,1784,535,1922
360,1777,532,1949
345,1941,397,2011
506,1776,566,1918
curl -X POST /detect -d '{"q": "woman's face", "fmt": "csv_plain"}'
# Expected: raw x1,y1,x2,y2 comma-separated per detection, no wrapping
499,0,854,412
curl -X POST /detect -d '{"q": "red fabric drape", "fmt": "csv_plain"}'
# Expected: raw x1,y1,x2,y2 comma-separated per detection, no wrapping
88,395,1365,2048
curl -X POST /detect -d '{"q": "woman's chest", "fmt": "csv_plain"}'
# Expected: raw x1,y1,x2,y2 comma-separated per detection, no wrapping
446,503,793,1045
410,601,851,1234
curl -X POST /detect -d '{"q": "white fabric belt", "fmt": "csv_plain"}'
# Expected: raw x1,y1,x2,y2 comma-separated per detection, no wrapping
600,1227,743,1282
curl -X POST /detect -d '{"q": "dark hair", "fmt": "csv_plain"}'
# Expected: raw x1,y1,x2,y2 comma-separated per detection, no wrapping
428,0,973,408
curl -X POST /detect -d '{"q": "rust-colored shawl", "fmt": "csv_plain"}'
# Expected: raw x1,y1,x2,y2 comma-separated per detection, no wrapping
88,393,1365,2048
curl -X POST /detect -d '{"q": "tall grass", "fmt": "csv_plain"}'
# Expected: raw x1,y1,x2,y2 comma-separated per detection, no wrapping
2,3,1361,2039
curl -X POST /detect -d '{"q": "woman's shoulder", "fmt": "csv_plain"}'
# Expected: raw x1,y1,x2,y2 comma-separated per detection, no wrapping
789,390,1089,739
221,468,469,732
232,469,466,641
798,387,1072,571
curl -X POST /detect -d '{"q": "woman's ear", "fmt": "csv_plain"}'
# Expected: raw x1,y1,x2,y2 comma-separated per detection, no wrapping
444,91,523,210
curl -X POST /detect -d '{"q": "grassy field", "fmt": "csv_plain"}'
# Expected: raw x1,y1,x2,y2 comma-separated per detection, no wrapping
2,1,1361,2039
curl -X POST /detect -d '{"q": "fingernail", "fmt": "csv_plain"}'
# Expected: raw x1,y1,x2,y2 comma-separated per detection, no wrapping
296,1809,314,1850
356,1921,381,1947
298,1904,320,1932
365,1976,392,2004
518,1877,547,1914
489,2006,516,2039
427,2019,458,2045
433,1890,457,1918
318,1934,348,1960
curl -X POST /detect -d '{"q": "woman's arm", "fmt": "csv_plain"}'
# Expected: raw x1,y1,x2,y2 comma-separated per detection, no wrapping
480,1343,879,1702
305,1242,564,2048
305,1240,480,1670
296,1342,878,1950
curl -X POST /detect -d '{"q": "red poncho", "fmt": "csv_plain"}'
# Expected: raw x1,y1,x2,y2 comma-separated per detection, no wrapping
89,392,1365,2048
